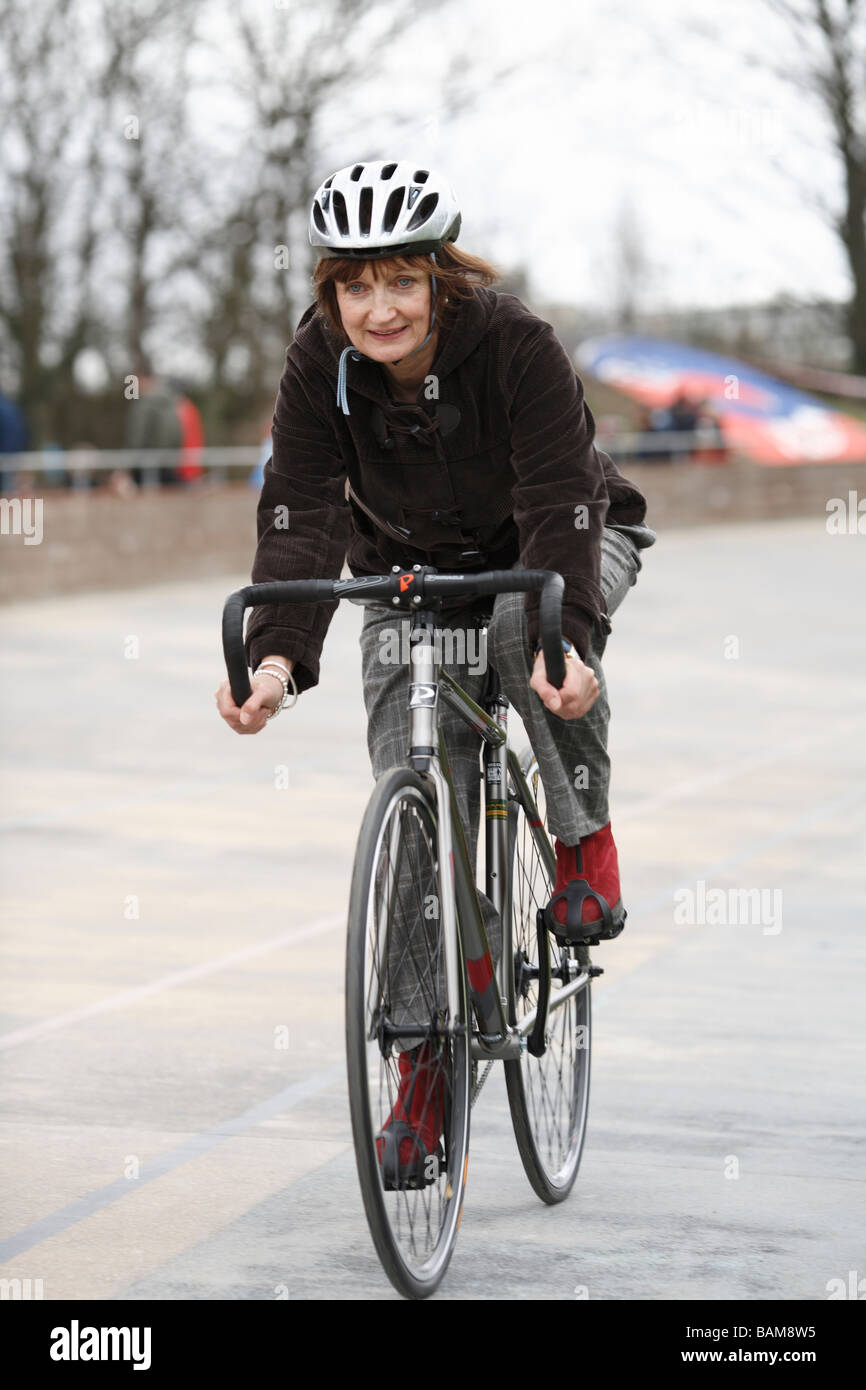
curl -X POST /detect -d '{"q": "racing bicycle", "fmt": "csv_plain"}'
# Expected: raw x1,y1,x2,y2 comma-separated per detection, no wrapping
222,563,602,1299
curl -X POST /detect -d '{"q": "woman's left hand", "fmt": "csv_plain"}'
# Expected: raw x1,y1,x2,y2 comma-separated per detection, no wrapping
529,648,599,719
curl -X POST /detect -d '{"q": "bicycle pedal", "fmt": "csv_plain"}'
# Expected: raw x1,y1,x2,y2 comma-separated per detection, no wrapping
544,894,627,948
401,1149,446,1191
379,1131,445,1192
577,924,624,948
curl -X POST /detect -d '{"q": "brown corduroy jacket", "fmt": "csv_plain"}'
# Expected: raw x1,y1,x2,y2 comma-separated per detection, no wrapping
244,286,654,693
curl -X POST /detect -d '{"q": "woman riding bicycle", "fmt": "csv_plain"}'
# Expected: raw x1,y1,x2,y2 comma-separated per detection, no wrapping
215,158,656,1185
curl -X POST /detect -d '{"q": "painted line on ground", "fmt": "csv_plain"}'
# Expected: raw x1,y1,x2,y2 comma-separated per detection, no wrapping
0,1062,347,1264
593,780,866,1009
0,914,345,1051
615,714,864,824
2,767,863,1260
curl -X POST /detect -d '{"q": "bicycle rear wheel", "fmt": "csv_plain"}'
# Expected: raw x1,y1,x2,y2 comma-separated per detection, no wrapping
345,766,471,1299
503,748,592,1203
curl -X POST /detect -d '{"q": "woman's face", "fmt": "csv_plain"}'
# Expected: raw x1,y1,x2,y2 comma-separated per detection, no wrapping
335,262,432,362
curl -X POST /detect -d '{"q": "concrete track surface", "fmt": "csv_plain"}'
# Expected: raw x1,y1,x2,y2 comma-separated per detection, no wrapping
1,516,864,1301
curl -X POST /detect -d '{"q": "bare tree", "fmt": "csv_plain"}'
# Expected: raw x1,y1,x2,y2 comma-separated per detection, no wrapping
0,1,105,440
0,0,527,447
98,1,200,369
765,0,866,371
0,0,201,441
611,196,649,332
209,0,524,351
195,0,476,437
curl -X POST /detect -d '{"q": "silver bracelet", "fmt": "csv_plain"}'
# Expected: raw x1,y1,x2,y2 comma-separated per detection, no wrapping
270,663,298,709
258,659,291,679
254,667,286,720
254,661,299,716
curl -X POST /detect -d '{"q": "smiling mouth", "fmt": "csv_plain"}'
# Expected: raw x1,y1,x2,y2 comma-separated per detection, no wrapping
368,326,407,338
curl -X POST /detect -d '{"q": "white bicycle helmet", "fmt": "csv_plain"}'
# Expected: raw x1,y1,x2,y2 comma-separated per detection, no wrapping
309,159,461,259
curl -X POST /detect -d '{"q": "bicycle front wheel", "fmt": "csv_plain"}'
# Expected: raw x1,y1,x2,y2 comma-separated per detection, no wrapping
345,766,471,1299
503,748,592,1203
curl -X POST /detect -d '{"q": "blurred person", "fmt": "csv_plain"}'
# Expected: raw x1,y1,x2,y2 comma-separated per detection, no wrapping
124,358,183,486
0,388,30,495
692,398,728,464
214,159,657,1187
168,379,206,483
668,390,700,459
43,441,69,489
635,405,671,463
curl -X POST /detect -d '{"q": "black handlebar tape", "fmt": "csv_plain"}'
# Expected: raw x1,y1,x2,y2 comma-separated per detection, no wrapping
221,580,336,708
538,572,566,689
420,570,565,686
222,593,253,707
221,569,568,711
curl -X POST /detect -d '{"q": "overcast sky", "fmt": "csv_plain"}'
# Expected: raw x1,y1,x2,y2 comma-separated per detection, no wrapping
291,0,850,313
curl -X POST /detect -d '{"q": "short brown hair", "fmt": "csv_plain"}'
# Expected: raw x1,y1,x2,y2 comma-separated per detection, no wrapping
311,242,501,346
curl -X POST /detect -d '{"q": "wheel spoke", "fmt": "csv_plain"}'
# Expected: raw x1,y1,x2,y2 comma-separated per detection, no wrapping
504,755,591,1199
347,772,470,1297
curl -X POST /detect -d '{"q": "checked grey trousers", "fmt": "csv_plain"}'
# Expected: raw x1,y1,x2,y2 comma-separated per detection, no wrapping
358,525,651,1031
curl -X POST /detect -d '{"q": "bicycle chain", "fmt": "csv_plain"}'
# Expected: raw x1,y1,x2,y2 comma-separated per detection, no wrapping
470,1060,494,1107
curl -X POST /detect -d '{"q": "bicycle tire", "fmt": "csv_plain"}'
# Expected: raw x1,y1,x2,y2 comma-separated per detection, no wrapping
345,766,471,1299
503,748,592,1203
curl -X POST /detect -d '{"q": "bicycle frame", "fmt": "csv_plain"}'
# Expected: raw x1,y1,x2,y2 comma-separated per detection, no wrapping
221,561,586,1061
404,605,576,1063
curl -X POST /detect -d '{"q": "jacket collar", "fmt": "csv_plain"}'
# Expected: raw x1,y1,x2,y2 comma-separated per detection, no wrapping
291,286,498,412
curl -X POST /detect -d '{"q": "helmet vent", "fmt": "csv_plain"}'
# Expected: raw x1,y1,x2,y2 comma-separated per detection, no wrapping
382,186,406,233
406,191,439,230
331,189,349,235
359,185,373,235
309,162,459,258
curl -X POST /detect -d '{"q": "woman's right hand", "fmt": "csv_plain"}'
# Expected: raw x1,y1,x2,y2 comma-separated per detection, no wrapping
215,670,286,735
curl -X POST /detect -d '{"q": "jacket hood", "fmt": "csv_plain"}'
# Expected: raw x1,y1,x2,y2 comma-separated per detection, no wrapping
290,286,500,412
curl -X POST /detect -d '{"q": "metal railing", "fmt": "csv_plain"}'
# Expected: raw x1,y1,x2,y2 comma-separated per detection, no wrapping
0,435,729,487
0,447,263,477
597,429,729,458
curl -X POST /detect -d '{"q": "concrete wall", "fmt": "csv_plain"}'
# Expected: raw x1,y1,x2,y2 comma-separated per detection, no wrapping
2,458,864,603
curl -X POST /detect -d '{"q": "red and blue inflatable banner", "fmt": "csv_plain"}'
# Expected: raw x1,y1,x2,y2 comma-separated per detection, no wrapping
576,334,866,465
